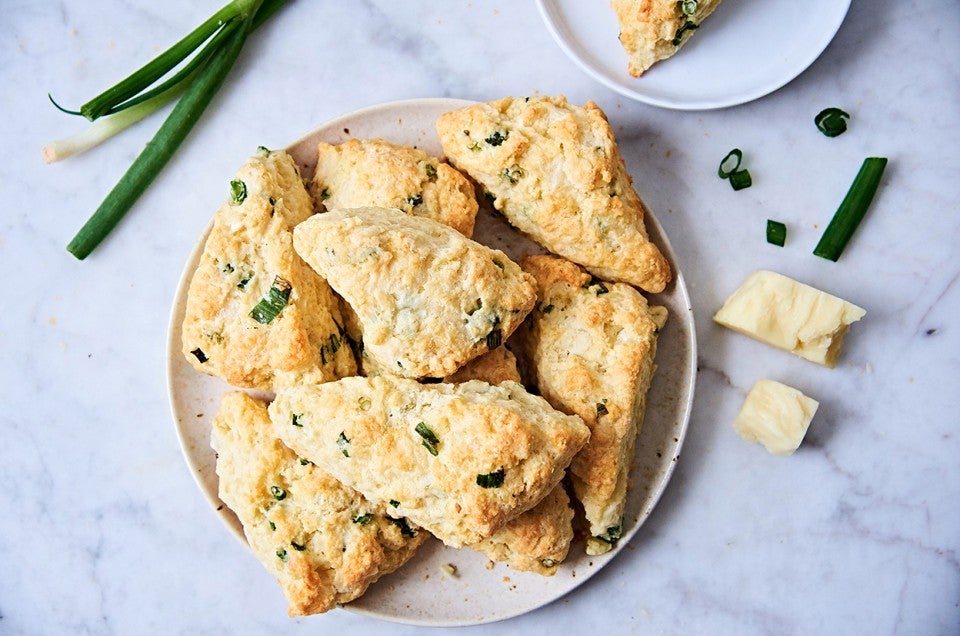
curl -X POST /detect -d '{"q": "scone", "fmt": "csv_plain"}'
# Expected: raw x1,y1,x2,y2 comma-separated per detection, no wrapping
269,375,590,547
444,346,575,575
436,96,671,293
181,148,356,390
611,0,724,77
292,207,537,379
211,391,426,616
311,138,478,237
517,255,667,555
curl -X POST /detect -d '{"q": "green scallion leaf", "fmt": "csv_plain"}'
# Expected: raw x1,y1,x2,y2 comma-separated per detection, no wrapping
729,169,752,191
485,130,508,146
424,163,437,178
389,516,417,538
813,157,888,262
596,400,609,415
337,431,350,457
815,107,850,138
389,499,400,508
766,219,787,247
291,413,303,427
406,193,423,207
476,468,505,488
229,178,247,204
352,513,373,525
290,541,306,551
249,275,291,324
270,485,286,501
718,148,743,179
595,522,623,545
190,348,208,363
681,0,698,16
672,20,699,46
485,327,503,349
415,422,440,456
276,548,287,561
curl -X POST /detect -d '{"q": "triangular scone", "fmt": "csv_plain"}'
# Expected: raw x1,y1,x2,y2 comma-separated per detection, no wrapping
517,255,667,555
436,96,671,293
293,207,536,379
269,376,590,548
443,347,575,576
611,0,723,77
211,391,426,616
311,138,478,238
181,149,356,390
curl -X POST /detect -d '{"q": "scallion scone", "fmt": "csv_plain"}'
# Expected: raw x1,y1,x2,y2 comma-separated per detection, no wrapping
436,96,671,293
517,255,667,555
293,207,537,379
211,391,426,616
181,148,356,390
610,0,723,77
269,375,590,548
311,138,478,237
443,347,575,575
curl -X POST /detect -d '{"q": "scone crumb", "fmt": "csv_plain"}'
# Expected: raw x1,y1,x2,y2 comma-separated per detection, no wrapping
485,560,496,570
441,563,458,578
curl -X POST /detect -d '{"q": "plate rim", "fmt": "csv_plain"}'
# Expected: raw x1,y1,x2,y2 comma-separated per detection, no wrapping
534,0,852,110
166,96,697,626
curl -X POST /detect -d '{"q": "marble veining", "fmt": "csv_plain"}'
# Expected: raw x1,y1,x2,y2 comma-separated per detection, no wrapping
1,0,958,634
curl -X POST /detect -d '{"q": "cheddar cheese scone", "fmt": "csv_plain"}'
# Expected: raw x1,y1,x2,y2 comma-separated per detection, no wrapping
311,138,478,237
518,255,667,555
181,148,356,390
611,0,723,77
269,376,590,548
436,96,671,293
211,391,426,616
293,207,537,379
443,346,575,575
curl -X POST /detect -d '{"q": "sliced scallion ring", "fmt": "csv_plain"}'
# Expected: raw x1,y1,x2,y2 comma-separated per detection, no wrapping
815,108,850,137
718,148,743,179
729,169,752,191
766,220,787,247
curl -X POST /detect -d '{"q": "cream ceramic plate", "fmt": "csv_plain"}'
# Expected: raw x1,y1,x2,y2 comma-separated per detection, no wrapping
536,0,851,110
167,98,696,626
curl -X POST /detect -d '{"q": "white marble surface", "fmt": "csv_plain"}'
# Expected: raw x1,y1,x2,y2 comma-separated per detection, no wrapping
2,0,958,633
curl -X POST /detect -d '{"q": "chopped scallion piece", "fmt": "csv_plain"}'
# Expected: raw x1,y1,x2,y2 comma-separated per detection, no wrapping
728,169,752,191
815,108,850,137
229,178,247,204
476,469,505,488
352,513,373,525
485,328,503,349
595,522,623,545
681,0,698,15
415,422,440,456
813,157,888,262
190,348,208,363
337,431,350,457
596,400,609,415
270,485,286,501
249,275,291,324
718,149,743,179
291,413,303,427
290,541,306,551
485,130,508,146
672,20,699,46
389,516,417,537
389,499,400,508
276,548,287,561
766,220,787,247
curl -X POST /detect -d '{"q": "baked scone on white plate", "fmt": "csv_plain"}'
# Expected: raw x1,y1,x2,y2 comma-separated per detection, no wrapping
292,207,537,379
517,255,667,555
443,346,576,576
269,375,590,548
610,0,724,77
181,148,356,390
436,95,671,293
311,137,478,238
211,391,426,616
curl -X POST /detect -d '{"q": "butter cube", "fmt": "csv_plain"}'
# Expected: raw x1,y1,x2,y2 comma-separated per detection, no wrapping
733,379,819,456
713,270,865,367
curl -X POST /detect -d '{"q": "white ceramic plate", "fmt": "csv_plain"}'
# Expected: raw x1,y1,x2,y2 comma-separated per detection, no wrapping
536,0,851,110
167,98,697,626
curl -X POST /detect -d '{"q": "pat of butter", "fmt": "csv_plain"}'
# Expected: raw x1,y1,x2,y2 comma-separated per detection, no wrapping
713,270,865,367
733,379,819,456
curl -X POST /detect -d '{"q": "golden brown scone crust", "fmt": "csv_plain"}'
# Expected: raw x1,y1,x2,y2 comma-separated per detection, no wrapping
444,347,574,575
211,391,426,616
517,255,667,555
436,96,671,293
181,149,356,390
470,484,574,576
442,346,522,385
610,0,723,77
311,138,478,237
292,207,537,379
269,376,590,548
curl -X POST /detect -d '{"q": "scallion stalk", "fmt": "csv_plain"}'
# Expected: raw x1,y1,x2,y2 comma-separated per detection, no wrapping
766,219,787,247
813,157,888,262
57,0,287,259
